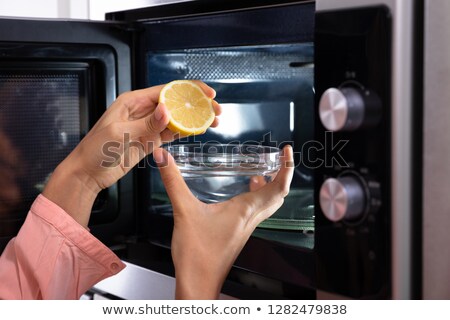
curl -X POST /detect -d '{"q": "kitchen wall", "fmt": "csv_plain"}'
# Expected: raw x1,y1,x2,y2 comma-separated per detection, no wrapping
0,0,191,20
89,0,190,20
0,0,87,19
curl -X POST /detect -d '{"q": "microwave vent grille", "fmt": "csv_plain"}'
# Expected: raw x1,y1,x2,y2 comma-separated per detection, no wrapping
184,50,313,81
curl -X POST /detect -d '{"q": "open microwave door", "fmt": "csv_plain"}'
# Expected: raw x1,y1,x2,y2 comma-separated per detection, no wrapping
106,0,317,299
0,17,134,249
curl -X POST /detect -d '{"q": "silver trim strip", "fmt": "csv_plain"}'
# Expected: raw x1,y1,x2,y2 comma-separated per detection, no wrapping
422,0,450,299
317,0,414,299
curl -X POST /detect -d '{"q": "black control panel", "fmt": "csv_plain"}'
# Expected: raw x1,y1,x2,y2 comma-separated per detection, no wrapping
314,7,392,298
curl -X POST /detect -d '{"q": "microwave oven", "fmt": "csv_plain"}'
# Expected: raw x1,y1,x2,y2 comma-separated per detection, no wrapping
1,0,449,299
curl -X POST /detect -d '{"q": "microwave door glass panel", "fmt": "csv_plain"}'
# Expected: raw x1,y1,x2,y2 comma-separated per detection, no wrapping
0,68,84,221
147,44,314,245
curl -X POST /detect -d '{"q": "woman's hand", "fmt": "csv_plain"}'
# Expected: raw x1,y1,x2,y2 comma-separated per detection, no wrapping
153,145,294,299
43,82,220,227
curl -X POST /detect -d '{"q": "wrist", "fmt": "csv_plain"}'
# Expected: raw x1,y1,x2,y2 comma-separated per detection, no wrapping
175,273,222,300
43,158,101,228
174,262,226,299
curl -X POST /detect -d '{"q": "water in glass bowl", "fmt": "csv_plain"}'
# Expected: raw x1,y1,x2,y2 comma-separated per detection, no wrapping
165,143,281,203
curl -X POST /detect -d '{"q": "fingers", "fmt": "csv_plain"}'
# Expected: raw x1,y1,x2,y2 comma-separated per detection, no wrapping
249,176,266,192
191,80,216,99
160,128,179,144
102,81,220,147
208,100,222,128
233,145,294,224
127,103,170,140
143,103,170,136
119,85,165,119
115,80,216,120
95,81,218,129
273,145,295,186
210,117,220,128
212,100,222,116
153,148,197,207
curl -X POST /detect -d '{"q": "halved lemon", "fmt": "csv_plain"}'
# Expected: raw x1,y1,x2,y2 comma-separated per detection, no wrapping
159,80,215,136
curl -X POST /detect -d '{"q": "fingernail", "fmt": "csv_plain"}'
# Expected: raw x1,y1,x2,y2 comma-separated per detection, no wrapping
281,145,292,156
153,149,165,164
154,104,165,121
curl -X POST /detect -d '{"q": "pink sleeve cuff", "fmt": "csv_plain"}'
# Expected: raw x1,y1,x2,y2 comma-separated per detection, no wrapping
0,194,125,299
30,194,125,274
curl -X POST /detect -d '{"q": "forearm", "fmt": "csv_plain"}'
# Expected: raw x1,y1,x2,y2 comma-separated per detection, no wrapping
42,157,100,228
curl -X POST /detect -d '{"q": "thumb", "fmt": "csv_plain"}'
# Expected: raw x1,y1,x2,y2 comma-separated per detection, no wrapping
153,148,197,207
132,103,170,138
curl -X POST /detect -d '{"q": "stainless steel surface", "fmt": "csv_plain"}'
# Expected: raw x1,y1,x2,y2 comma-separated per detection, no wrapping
93,261,234,299
319,88,348,131
320,177,365,222
93,261,176,299
423,0,450,299
317,0,415,299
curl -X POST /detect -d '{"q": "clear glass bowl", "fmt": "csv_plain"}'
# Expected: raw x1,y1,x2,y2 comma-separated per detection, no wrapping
165,143,281,203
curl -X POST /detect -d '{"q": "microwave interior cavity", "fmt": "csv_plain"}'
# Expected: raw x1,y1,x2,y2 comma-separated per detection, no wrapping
146,43,314,248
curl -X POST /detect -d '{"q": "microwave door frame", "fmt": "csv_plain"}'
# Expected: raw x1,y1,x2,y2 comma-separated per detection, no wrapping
0,17,135,245
0,18,133,102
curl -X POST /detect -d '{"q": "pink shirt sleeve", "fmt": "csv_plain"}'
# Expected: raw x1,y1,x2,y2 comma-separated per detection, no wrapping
0,194,125,299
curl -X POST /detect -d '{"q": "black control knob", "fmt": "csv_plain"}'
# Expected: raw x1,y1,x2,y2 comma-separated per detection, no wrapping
319,176,366,222
319,87,381,131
